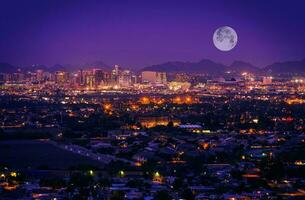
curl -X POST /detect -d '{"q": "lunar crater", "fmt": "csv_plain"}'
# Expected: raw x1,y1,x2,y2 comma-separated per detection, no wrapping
213,26,238,51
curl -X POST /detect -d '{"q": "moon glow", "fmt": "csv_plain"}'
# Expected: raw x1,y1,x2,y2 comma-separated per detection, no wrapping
213,26,238,51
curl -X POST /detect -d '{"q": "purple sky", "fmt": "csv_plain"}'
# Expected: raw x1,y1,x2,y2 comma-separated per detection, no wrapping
1,0,305,69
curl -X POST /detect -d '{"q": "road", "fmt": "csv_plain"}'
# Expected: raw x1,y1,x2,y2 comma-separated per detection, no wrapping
48,140,135,165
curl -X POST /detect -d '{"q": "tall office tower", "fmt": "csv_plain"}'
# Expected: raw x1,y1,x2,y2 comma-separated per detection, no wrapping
111,65,121,83
0,73,5,84
141,71,167,84
0,73,4,83
262,76,273,85
156,71,167,83
0,73,11,83
55,71,69,84
93,68,104,87
119,70,132,87
11,73,24,83
83,70,94,88
36,69,44,82
77,69,84,86
103,71,111,85
174,73,190,82
70,72,79,86
131,74,138,84
29,72,38,82
114,65,120,76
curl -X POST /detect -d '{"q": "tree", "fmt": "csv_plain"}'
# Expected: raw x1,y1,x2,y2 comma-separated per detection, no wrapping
172,178,183,191
167,121,174,128
98,178,111,188
154,190,172,200
126,179,143,188
230,168,243,180
69,172,93,188
39,177,66,189
181,188,195,200
110,190,125,200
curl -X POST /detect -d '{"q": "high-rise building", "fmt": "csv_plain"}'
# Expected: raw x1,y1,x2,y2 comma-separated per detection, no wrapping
77,69,85,86
36,70,44,82
93,68,104,86
0,73,10,83
141,71,167,84
55,71,69,84
103,71,111,85
114,65,120,76
10,73,24,82
119,70,132,87
131,74,139,85
83,70,94,88
111,65,121,83
262,76,273,85
174,73,190,82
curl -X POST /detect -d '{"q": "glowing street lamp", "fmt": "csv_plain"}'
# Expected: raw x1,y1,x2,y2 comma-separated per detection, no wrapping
89,170,94,176
118,170,125,177
103,103,112,110
10,172,17,177
153,171,163,183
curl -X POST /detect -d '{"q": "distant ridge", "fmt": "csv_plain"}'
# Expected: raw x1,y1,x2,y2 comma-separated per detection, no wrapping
264,58,305,74
1,58,305,74
81,61,110,71
141,59,257,74
228,61,259,73
141,59,227,74
0,63,18,73
142,58,305,74
0,61,111,73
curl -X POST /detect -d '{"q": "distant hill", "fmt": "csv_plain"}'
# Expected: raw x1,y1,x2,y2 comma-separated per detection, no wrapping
228,61,260,73
24,64,48,72
141,59,227,74
48,64,68,72
0,61,111,73
264,58,305,74
47,61,111,72
2,58,305,74
142,58,305,74
141,59,261,74
0,63,18,73
82,61,110,71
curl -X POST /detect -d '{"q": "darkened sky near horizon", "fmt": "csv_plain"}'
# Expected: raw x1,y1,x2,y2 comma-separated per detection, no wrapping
1,0,305,68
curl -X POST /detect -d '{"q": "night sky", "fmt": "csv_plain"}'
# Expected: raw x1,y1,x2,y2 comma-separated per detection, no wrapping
1,0,305,68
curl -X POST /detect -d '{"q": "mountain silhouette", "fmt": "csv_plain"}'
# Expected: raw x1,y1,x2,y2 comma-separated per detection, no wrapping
141,59,227,74
0,63,18,73
1,58,305,75
264,58,305,74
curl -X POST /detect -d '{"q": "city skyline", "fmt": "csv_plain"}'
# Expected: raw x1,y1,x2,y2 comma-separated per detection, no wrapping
1,1,305,199
1,0,305,68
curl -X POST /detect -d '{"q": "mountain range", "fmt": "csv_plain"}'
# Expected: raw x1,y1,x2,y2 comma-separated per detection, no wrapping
141,58,305,74
264,58,305,74
1,58,305,75
0,61,109,74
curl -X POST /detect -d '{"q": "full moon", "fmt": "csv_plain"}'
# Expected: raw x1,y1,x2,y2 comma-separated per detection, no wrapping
213,26,238,51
